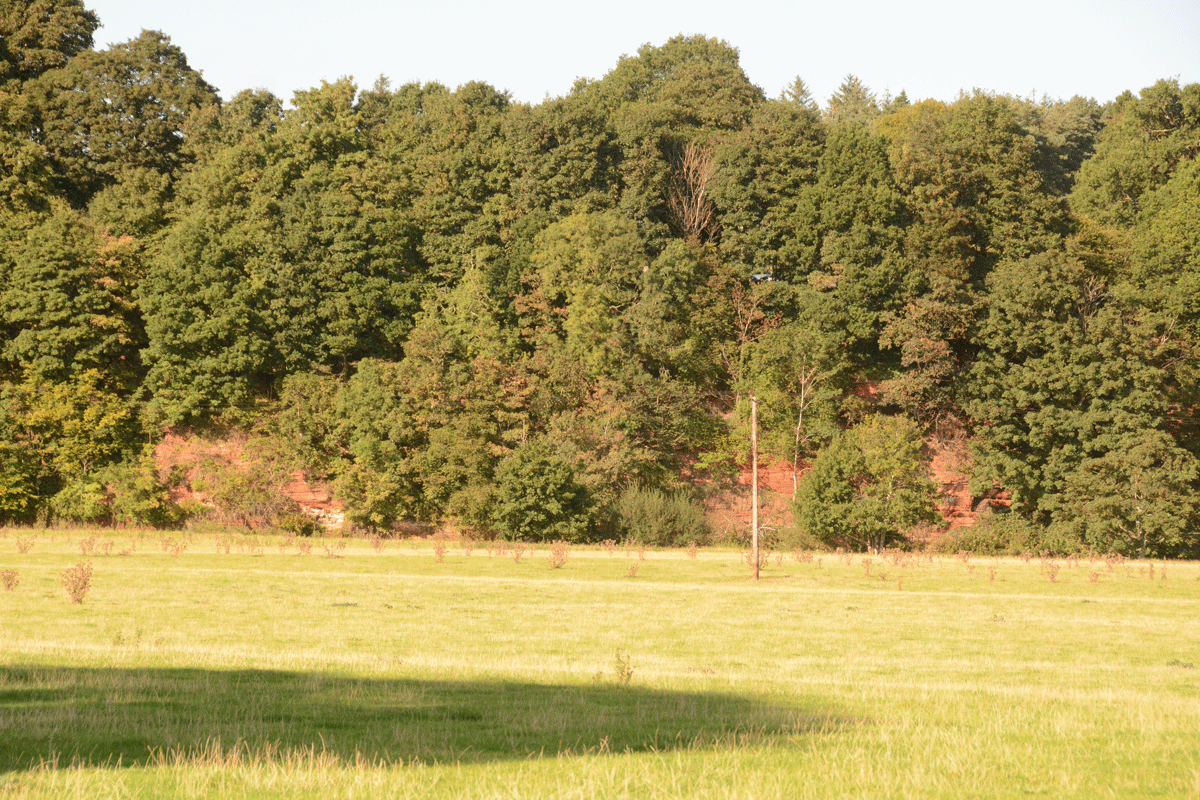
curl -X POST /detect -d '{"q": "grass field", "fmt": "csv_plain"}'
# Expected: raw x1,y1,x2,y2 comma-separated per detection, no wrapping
2,530,1198,798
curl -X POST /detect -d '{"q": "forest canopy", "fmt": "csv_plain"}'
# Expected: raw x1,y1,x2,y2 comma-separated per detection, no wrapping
1,2,1197,557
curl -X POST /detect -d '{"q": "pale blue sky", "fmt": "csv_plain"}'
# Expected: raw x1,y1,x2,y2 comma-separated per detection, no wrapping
87,0,1198,107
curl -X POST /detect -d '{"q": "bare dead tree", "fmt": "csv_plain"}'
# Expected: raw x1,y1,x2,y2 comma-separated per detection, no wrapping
665,141,718,242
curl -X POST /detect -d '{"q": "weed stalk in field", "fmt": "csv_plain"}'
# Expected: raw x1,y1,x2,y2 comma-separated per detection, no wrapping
548,540,569,569
61,562,93,604
1,568,16,591
15,536,34,553
512,541,525,563
613,649,634,685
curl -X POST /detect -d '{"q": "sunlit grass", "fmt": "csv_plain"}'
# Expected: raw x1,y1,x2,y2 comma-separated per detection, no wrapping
2,529,1198,798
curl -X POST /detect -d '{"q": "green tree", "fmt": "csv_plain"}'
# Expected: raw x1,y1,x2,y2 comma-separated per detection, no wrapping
141,78,423,421
811,122,908,343
377,80,513,284
824,74,879,126
967,251,1179,526
710,98,824,283
746,306,846,498
2,209,144,388
28,29,219,206
1071,79,1200,229
579,35,764,249
0,0,98,85
878,94,1070,421
491,437,594,542
1057,431,1198,558
1126,157,1200,456
795,415,940,552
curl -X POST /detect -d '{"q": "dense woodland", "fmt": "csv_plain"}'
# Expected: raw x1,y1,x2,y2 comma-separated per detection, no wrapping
1,2,1198,556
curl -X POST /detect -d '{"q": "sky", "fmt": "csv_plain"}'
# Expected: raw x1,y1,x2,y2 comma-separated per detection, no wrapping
87,0,1199,108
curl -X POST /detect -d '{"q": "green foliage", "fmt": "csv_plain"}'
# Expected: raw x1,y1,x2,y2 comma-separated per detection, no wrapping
140,78,424,422
611,486,710,547
28,29,219,206
711,98,824,283
491,438,595,542
967,251,1188,532
795,415,940,552
1056,431,1198,559
0,0,98,85
1071,79,1200,228
189,441,297,530
2,210,144,387
824,75,879,126
98,457,186,529
47,475,108,524
377,80,512,283
744,308,846,495
933,513,1083,557
811,122,908,343
2,370,136,486
0,437,38,523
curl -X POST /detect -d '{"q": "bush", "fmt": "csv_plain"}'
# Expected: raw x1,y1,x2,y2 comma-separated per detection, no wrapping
612,487,710,547
49,478,110,525
933,512,1085,557
273,512,319,537
491,439,594,542
191,447,296,529
101,458,187,529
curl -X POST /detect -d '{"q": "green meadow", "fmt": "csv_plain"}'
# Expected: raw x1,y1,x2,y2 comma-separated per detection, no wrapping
1,531,1198,798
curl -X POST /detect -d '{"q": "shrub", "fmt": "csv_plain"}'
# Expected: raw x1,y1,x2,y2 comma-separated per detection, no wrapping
934,513,1085,557
49,478,110,525
491,439,594,542
274,512,319,537
100,458,187,529
1,568,16,591
61,562,93,604
612,487,709,547
191,446,296,530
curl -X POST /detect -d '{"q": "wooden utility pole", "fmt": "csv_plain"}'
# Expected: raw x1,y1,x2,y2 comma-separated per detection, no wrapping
750,392,759,581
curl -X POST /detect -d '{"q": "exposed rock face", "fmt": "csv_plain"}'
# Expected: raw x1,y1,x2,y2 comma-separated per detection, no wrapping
154,432,344,529
282,469,344,529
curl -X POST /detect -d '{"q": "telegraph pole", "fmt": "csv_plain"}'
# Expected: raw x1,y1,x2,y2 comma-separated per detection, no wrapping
750,392,759,581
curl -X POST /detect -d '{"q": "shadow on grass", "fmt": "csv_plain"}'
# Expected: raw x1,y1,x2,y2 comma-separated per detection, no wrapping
0,664,861,772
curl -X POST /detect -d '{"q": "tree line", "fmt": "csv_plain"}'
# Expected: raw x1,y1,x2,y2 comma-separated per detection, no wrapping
1,2,1197,556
